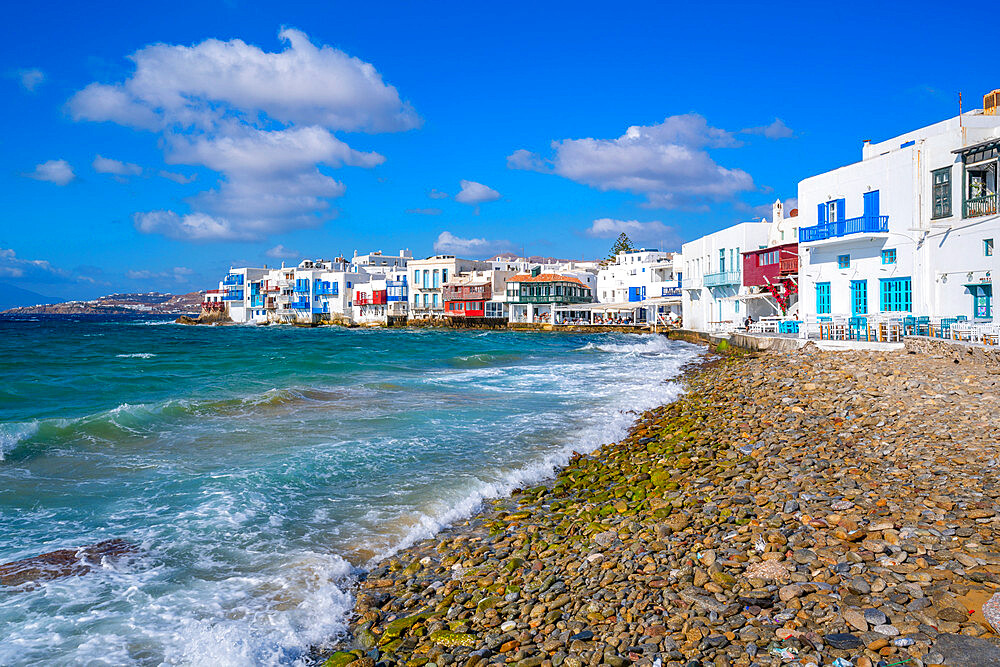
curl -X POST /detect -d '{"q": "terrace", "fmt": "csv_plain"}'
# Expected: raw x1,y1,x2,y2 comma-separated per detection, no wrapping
799,215,889,243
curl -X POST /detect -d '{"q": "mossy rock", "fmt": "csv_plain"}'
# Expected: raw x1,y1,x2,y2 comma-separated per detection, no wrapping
323,652,357,667
356,622,378,650
715,339,730,352
429,630,479,647
380,610,442,642
504,557,525,573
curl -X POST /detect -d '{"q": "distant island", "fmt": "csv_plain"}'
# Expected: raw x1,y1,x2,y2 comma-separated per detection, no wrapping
1,291,204,316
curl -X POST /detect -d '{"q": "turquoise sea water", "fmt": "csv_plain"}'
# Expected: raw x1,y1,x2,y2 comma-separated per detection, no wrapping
0,318,701,666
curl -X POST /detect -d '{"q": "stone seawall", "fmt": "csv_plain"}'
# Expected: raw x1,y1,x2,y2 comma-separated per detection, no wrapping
904,336,1000,368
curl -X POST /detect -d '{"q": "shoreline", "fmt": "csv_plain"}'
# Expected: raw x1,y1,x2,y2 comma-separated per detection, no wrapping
311,342,1000,667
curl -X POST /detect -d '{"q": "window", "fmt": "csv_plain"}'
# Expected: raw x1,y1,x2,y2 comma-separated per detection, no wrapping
931,167,952,219
881,249,896,265
838,254,850,269
986,239,994,256
880,277,912,312
432,294,439,307
719,249,726,272
973,285,992,319
828,200,838,222
851,280,868,315
443,268,448,283
816,283,831,314
433,270,440,288
758,251,779,266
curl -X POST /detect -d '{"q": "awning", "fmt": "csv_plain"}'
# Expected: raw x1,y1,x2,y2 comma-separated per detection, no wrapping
719,292,779,303
952,137,1000,156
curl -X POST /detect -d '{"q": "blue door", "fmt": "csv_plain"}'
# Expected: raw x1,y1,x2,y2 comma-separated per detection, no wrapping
851,280,868,315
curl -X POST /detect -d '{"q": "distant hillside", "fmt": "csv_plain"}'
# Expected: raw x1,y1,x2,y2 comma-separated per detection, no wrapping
0,282,60,311
2,291,204,316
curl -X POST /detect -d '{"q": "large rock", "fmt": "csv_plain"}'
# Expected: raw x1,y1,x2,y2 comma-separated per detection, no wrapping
0,538,137,587
934,633,1000,666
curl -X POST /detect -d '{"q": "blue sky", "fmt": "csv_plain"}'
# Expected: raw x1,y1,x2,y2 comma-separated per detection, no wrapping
1,0,993,300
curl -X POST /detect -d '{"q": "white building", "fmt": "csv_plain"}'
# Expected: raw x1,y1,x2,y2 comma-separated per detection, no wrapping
407,256,493,319
351,249,412,276
595,249,683,324
352,268,409,325
681,222,770,331
797,94,1000,323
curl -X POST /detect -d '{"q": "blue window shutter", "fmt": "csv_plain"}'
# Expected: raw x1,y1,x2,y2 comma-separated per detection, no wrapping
817,203,827,223
835,198,846,222
864,190,880,218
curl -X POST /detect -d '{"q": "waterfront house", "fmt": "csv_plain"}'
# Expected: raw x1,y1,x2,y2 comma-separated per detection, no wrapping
595,249,683,325
506,269,594,323
797,90,1000,324
443,269,514,319
681,222,770,331
407,256,493,320
353,268,409,324
740,201,800,319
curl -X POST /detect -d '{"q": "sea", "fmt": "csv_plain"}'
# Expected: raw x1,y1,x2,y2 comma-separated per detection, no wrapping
0,316,702,666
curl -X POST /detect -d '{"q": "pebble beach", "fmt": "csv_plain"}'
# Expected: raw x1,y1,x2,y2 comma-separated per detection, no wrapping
317,342,1000,667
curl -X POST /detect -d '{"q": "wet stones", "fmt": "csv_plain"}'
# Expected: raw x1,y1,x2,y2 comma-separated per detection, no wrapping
316,347,1000,667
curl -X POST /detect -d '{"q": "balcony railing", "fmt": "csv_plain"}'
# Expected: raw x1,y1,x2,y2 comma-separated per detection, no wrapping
506,294,592,304
202,301,226,312
703,271,741,287
779,256,799,275
681,278,701,289
799,215,889,242
443,286,490,301
293,285,311,293
222,274,243,286
222,292,244,301
965,194,998,218
660,286,682,297
290,299,310,309
315,286,338,296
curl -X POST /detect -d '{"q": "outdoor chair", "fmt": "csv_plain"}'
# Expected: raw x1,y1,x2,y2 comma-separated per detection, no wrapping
848,316,870,341
915,316,931,336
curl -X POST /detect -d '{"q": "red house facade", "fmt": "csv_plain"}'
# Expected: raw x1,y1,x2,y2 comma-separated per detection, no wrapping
742,242,799,287
443,282,491,317
743,242,799,315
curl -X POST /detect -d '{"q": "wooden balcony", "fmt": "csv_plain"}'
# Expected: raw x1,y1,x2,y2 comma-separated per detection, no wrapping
779,256,798,275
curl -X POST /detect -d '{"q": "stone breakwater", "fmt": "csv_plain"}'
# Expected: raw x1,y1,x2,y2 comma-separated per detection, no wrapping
318,346,1000,667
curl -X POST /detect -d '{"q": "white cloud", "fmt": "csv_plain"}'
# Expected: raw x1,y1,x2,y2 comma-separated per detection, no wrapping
17,68,45,92
133,211,248,241
93,155,142,177
0,247,96,284
160,170,197,184
406,208,442,215
265,244,299,259
508,113,754,209
506,149,546,171
25,159,75,186
67,28,418,132
433,231,512,257
585,218,680,247
126,266,194,282
454,180,501,205
741,118,794,139
427,188,449,199
68,28,417,241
